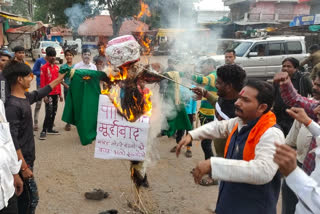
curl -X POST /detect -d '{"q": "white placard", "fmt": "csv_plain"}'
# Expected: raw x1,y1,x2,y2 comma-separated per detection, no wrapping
315,14,320,25
94,95,150,161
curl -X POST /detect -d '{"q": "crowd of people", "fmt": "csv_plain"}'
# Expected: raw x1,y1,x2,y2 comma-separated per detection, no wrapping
0,40,320,214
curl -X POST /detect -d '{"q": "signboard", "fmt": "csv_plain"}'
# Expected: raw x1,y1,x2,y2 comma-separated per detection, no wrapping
94,95,150,161
290,14,320,27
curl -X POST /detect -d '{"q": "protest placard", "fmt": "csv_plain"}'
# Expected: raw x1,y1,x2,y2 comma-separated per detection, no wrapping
94,95,150,161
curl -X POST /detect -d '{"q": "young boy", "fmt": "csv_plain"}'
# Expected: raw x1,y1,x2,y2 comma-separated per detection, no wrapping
39,48,63,140
32,47,53,131
4,61,65,214
13,46,29,66
59,49,74,131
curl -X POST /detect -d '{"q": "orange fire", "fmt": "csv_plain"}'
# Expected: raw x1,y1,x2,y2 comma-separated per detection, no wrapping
136,1,151,19
101,86,152,122
108,65,128,82
135,1,152,56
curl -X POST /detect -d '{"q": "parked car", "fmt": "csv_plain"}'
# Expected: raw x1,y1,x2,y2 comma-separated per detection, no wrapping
32,41,64,64
210,36,309,79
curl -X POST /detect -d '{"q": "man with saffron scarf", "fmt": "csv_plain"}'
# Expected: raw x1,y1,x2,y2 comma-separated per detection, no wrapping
176,80,285,214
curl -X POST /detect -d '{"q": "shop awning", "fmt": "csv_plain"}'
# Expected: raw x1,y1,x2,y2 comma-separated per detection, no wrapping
0,11,34,24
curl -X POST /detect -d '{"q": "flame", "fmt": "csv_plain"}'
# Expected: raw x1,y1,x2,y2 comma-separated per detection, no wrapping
136,1,151,19
101,86,153,122
108,65,128,82
135,0,152,56
143,90,152,116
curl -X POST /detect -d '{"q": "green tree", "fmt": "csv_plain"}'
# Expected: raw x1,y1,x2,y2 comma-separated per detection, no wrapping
33,0,90,25
2,0,34,19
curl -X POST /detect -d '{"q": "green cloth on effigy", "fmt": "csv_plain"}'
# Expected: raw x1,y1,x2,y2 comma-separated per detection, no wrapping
60,68,106,145
161,71,192,137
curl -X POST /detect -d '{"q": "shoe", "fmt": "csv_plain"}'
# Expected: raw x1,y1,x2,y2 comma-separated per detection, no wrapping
39,131,46,140
47,130,60,135
170,146,177,153
33,124,38,131
84,189,109,200
99,209,118,214
64,124,71,131
185,150,192,158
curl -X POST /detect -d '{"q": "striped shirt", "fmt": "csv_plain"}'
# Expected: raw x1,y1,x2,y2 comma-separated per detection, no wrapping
192,71,218,118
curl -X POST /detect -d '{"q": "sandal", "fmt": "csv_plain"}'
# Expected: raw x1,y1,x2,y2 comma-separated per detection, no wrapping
84,189,109,200
170,146,177,153
190,168,195,174
64,124,71,131
199,177,218,186
99,209,118,214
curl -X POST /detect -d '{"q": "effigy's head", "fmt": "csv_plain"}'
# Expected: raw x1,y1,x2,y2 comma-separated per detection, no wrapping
106,35,141,68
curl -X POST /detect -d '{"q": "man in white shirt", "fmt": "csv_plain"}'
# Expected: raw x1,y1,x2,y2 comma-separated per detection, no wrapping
176,80,285,214
74,48,97,70
0,100,23,213
274,107,320,214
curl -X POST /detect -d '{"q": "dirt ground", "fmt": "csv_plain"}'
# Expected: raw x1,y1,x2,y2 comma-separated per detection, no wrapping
26,55,282,214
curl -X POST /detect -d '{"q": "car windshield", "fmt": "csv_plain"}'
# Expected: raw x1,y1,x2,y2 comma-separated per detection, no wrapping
229,41,253,57
41,42,60,48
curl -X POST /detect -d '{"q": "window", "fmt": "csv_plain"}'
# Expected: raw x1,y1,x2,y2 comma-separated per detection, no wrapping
250,43,267,57
232,41,253,57
287,42,302,54
268,43,285,56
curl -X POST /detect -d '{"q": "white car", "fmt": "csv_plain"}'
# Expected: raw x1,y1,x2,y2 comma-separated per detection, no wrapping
32,41,64,64
211,36,309,79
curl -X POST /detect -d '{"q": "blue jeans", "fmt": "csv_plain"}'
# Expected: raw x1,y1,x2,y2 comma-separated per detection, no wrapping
18,168,39,214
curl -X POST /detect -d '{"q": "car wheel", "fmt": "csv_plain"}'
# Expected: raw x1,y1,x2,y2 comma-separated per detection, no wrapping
59,59,63,64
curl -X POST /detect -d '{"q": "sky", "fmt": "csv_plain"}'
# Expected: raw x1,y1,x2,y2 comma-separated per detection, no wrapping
195,0,230,11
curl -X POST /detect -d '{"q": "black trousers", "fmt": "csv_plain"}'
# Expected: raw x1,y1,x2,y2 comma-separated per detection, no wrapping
176,114,193,147
42,95,58,132
0,195,18,214
199,113,214,160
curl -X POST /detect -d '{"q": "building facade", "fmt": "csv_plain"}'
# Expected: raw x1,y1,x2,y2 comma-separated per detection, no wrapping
223,0,310,23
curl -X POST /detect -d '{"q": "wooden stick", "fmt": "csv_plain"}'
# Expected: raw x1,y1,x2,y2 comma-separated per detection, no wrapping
155,72,192,89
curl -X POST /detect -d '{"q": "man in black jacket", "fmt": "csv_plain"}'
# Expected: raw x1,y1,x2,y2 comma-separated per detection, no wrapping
274,57,312,137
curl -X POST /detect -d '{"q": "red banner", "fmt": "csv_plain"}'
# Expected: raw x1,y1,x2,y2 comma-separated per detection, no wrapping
299,0,310,2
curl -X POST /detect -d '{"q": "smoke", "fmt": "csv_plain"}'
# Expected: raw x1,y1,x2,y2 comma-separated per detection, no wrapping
64,1,94,31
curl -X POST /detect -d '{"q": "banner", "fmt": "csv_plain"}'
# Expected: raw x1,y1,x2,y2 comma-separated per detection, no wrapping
94,95,150,161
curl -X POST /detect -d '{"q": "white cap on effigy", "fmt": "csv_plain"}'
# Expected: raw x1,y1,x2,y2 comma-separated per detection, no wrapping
106,35,141,67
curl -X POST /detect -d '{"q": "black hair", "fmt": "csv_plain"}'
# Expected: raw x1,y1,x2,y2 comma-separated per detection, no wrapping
46,47,56,57
13,46,25,53
97,41,105,47
282,57,299,69
82,48,91,55
217,64,246,92
64,49,74,56
3,61,31,86
309,44,320,53
225,49,236,55
94,56,105,63
245,79,274,114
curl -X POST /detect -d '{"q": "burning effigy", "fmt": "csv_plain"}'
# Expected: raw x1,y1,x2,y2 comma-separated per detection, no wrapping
98,35,165,190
